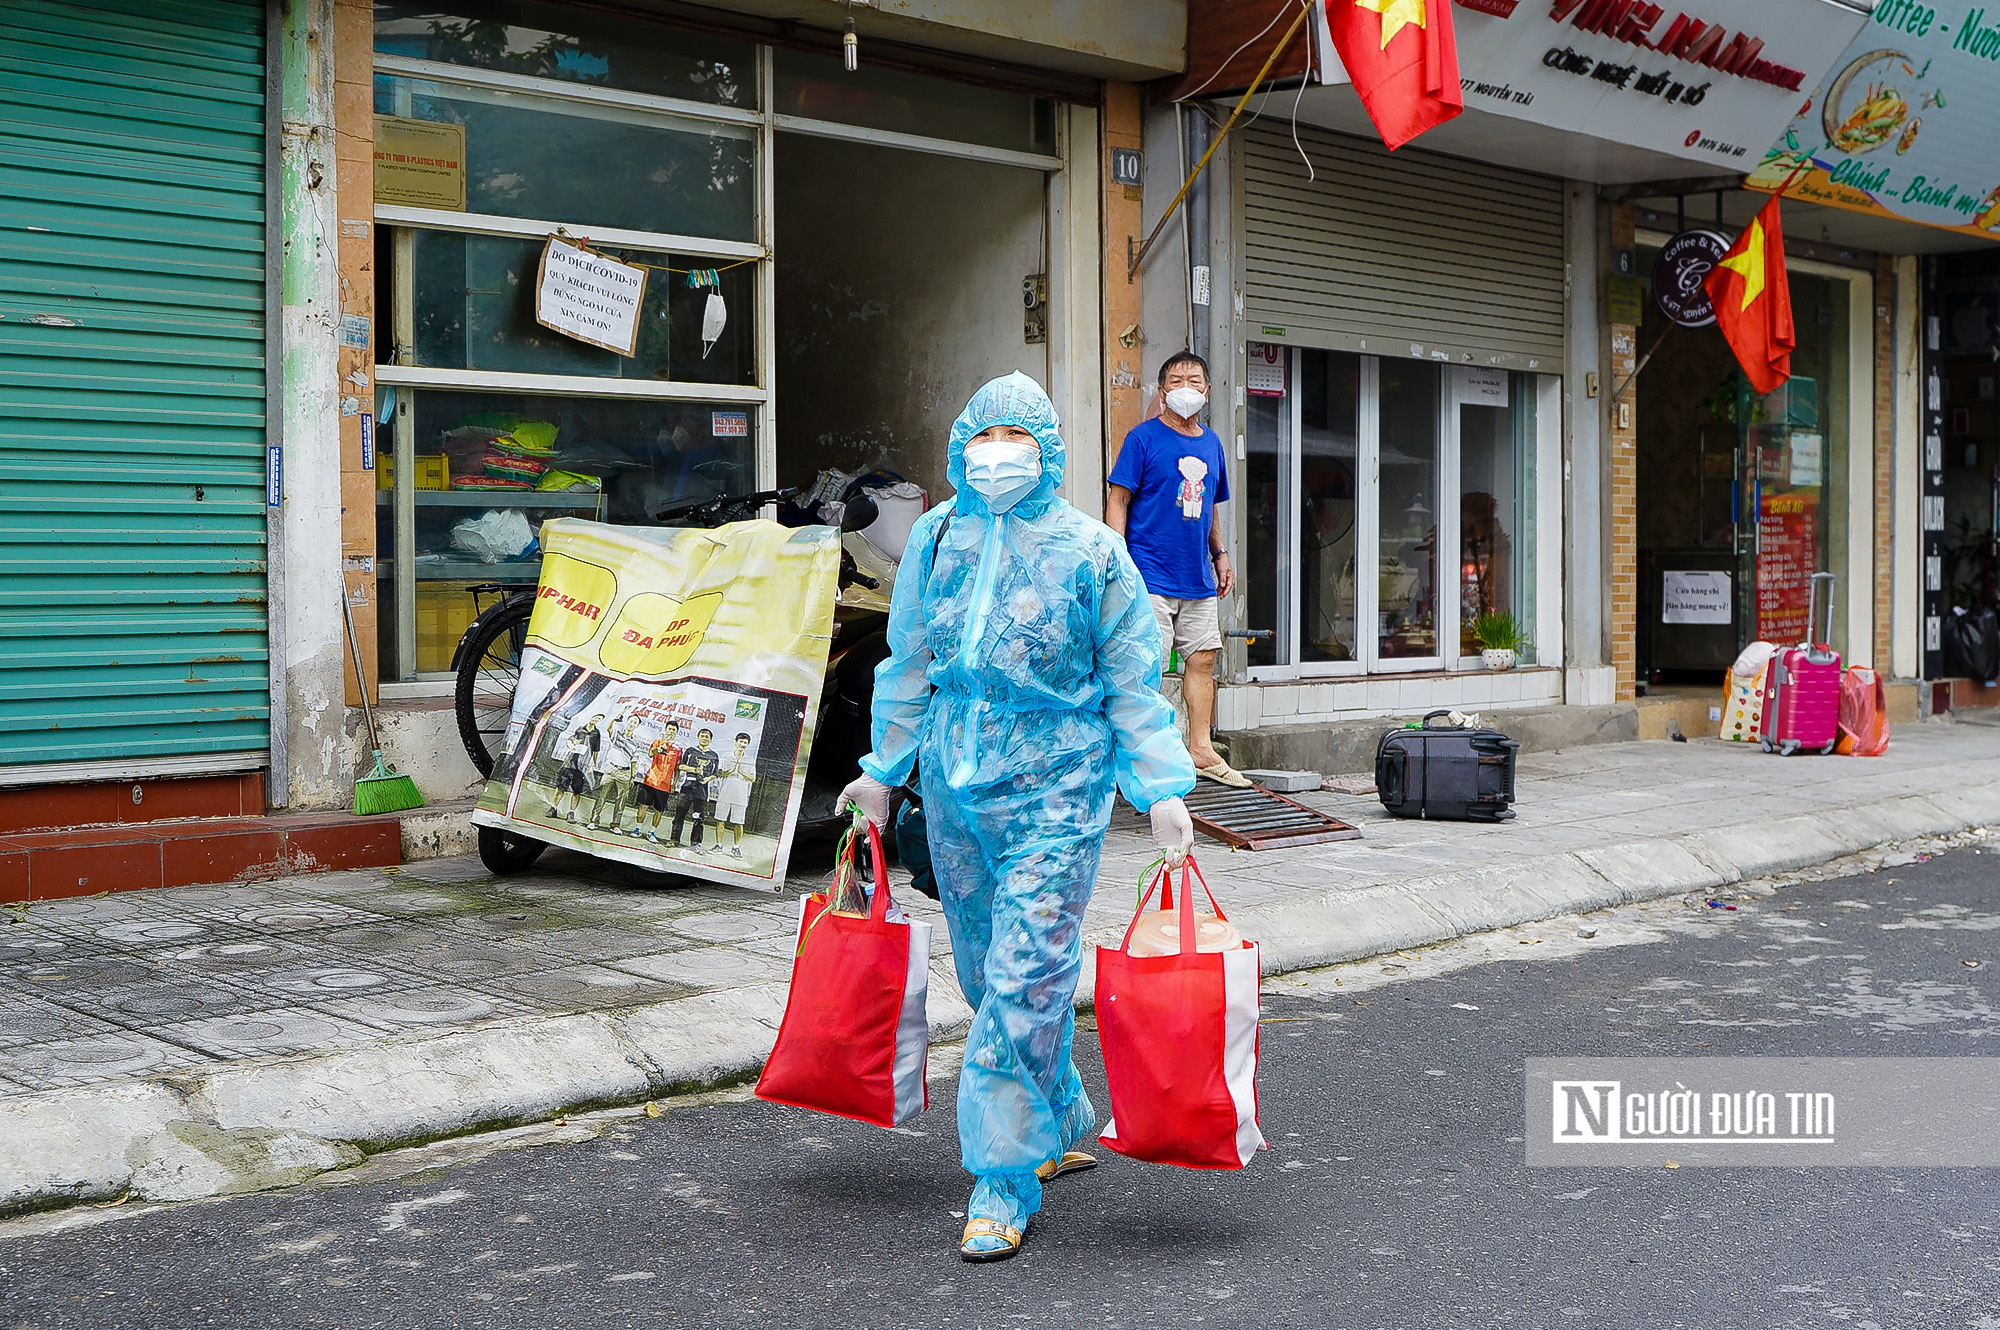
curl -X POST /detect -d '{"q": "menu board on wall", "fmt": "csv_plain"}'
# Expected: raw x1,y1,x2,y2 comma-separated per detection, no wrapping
1757,492,1819,644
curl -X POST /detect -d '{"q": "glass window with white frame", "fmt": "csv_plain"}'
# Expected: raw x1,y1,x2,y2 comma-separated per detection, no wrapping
1244,345,1549,677
371,5,767,682
370,3,1063,683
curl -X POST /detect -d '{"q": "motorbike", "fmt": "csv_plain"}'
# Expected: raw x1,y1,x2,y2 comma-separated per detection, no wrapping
450,485,904,876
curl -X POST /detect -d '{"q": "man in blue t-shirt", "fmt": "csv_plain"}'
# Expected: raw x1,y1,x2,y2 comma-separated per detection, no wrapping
1106,350,1249,788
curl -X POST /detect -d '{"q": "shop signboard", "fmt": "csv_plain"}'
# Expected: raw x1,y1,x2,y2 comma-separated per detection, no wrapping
1748,4,2000,240
470,519,841,889
536,238,648,357
1652,229,1729,327
372,115,466,210
1312,1,1869,169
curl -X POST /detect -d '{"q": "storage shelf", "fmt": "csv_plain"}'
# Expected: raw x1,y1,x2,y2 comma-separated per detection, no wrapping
380,558,543,582
375,490,602,509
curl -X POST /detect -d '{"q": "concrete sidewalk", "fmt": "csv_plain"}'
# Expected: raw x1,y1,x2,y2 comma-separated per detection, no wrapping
4,724,1998,1214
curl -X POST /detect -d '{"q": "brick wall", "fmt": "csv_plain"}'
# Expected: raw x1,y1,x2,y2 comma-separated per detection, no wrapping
1607,203,1638,702
333,0,377,707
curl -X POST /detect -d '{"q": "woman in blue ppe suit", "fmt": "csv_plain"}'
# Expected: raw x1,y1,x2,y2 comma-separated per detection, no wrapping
841,372,1197,1262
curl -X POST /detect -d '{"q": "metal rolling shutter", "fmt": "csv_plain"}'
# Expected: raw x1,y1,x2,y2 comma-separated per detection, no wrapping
1242,122,1566,369
0,0,269,771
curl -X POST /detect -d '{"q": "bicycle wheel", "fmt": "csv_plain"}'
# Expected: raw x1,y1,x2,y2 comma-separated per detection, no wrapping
477,825,547,875
455,595,534,777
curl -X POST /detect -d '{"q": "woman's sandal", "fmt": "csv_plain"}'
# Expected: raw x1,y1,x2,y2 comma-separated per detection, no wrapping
959,1217,1024,1262
1034,1150,1098,1183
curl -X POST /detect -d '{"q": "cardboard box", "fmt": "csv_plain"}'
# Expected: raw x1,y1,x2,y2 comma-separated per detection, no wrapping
377,454,449,491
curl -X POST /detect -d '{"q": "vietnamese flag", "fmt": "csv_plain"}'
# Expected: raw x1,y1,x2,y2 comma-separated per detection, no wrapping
1327,0,1463,150
1703,195,1795,395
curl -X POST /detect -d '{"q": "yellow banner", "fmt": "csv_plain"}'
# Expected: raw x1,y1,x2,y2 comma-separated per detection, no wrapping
471,519,841,888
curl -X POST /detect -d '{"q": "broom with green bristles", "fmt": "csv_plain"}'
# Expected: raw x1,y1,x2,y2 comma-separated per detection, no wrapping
342,587,426,816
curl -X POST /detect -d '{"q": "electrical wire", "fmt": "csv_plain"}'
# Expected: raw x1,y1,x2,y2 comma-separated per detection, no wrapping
1287,11,1317,183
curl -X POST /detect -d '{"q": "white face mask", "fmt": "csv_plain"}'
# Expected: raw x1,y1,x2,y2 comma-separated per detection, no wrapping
962,439,1042,513
1164,386,1207,419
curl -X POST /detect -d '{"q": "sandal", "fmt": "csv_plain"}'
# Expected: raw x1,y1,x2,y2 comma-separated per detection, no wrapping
1195,761,1253,789
1034,1150,1098,1183
959,1217,1024,1262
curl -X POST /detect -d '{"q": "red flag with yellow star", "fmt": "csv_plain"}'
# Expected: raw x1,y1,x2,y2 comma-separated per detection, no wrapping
1702,195,1795,395
1326,0,1463,150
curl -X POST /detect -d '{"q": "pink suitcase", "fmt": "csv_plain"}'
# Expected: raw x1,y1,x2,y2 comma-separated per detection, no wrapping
1760,573,1841,756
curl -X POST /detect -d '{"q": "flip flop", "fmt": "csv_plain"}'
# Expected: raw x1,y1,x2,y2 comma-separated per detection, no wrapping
960,1217,1024,1262
1035,1150,1098,1183
1196,761,1253,788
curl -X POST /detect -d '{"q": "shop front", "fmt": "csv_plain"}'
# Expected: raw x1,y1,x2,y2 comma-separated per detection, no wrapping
1630,221,1876,691
1149,0,1884,765
364,2,1093,696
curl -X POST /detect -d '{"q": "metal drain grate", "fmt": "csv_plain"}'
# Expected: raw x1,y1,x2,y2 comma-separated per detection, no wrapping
1184,782,1363,850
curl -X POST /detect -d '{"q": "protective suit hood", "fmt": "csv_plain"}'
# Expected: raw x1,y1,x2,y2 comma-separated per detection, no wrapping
947,372,1065,517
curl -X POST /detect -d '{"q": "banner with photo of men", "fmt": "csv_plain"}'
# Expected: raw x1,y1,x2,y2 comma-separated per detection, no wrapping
471,518,840,887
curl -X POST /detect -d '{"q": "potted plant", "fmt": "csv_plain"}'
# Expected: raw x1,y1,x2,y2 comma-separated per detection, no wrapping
1471,611,1524,672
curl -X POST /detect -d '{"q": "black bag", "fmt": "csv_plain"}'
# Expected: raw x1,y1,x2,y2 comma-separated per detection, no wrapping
1943,606,2000,684
1376,710,1520,822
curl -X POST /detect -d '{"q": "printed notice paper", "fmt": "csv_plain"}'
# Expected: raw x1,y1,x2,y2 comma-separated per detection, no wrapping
1662,570,1732,625
536,238,647,357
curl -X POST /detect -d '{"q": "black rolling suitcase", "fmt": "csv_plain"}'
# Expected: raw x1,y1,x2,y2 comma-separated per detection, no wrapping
1375,710,1519,822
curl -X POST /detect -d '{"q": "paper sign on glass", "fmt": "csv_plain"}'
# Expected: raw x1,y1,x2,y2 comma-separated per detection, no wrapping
536,237,648,357
1662,570,1732,625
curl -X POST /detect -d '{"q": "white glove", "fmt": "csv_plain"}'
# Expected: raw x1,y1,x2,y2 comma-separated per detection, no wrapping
839,772,893,828
1149,796,1194,868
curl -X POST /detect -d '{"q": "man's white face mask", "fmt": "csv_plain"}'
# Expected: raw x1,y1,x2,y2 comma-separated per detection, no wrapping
963,438,1042,513
1164,386,1207,419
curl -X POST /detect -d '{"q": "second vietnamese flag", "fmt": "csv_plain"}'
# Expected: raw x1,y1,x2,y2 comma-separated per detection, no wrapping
1326,0,1464,150
1703,195,1796,396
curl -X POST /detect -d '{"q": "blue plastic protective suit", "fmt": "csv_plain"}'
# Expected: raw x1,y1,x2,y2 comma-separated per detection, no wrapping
858,372,1195,1237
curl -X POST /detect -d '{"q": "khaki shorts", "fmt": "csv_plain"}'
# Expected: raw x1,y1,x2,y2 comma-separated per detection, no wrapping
1150,594,1223,659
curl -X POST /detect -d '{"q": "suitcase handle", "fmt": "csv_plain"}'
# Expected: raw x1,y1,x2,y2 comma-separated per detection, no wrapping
1807,572,1836,649
1420,709,1459,729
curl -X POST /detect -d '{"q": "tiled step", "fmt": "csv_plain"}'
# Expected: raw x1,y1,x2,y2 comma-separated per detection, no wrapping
0,812,404,903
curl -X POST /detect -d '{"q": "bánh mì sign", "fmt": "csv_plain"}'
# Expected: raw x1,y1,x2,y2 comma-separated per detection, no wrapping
1748,3,2000,240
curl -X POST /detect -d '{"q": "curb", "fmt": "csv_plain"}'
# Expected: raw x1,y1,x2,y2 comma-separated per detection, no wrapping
5,782,1997,1217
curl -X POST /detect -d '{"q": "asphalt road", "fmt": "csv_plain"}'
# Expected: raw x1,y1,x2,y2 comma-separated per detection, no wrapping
5,844,1999,1330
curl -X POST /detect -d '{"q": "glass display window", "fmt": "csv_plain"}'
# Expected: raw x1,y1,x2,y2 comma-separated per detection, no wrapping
375,389,756,679
388,229,754,386
374,2,757,108
1244,344,1545,677
773,48,1056,155
372,72,757,241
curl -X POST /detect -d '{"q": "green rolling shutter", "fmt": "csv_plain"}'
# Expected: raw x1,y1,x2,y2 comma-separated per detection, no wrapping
0,0,270,771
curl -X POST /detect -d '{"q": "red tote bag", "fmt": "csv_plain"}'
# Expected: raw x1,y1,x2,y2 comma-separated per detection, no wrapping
755,820,932,1128
1097,857,1265,1170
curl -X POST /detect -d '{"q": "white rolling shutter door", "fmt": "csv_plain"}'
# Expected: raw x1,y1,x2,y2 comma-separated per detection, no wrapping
1241,122,1566,370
